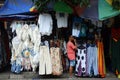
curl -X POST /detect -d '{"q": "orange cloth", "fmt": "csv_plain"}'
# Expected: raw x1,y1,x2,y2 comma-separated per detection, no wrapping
67,41,76,60
97,41,106,77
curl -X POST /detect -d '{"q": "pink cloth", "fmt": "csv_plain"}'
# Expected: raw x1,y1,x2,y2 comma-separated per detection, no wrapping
67,41,76,60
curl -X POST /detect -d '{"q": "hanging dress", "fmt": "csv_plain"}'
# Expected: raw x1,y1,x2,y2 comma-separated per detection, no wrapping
50,47,63,75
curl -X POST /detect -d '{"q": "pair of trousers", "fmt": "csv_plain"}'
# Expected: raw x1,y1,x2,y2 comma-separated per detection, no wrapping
39,46,52,75
75,48,87,76
50,47,63,75
87,46,98,76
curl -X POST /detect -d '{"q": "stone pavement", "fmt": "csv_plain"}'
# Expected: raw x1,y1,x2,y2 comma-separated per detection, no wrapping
0,70,119,80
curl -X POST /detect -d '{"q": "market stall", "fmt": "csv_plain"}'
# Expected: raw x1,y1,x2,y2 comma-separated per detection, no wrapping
0,0,120,79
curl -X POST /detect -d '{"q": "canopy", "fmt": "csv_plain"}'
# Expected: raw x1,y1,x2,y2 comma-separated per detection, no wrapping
0,0,35,18
80,0,98,20
0,14,37,20
54,1,73,14
80,0,120,20
99,0,120,20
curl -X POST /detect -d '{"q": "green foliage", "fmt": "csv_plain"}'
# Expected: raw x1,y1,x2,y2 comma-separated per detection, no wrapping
32,0,90,12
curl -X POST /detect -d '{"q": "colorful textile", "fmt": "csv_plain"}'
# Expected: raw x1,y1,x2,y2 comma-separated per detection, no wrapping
50,47,63,75
75,48,87,76
97,41,106,77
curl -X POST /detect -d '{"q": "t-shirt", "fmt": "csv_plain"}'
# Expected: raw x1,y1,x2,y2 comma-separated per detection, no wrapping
38,14,53,36
56,13,68,28
67,41,76,60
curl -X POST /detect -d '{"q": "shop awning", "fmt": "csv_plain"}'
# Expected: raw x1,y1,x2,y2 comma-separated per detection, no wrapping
99,0,120,20
80,0,120,21
54,1,73,14
80,0,98,20
0,0,34,16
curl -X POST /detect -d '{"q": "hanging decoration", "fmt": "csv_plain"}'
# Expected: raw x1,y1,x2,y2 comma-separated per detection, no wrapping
32,0,50,12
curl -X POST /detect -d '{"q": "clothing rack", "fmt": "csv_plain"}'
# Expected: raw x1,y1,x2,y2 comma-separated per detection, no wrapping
14,20,37,25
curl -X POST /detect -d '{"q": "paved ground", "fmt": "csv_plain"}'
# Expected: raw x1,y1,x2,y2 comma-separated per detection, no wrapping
0,66,119,80
0,70,119,80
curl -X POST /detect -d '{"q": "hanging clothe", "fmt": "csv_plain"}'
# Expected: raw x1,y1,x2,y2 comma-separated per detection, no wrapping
111,39,120,74
50,47,63,75
72,17,82,37
79,24,87,37
38,13,53,36
11,36,21,57
72,17,87,37
75,45,87,76
10,22,41,73
21,48,34,71
87,44,98,76
72,23,81,37
56,12,68,28
97,41,106,77
11,60,23,74
21,24,30,41
39,46,52,75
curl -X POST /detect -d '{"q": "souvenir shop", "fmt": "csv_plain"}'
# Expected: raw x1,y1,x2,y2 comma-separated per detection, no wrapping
0,0,120,79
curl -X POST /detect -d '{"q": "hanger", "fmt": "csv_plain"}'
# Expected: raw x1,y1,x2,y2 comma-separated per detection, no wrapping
78,44,85,49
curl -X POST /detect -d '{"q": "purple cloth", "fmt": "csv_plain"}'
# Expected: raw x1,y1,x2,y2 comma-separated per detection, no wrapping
78,61,82,76
80,0,98,20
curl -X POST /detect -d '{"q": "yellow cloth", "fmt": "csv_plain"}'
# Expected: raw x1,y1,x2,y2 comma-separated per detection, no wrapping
30,6,36,12
118,74,120,78
106,0,112,5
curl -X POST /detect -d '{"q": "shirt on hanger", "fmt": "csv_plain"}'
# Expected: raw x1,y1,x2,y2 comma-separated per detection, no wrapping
38,14,53,36
56,13,68,28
